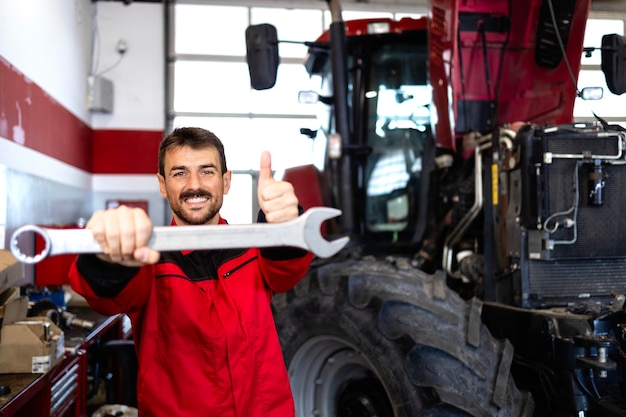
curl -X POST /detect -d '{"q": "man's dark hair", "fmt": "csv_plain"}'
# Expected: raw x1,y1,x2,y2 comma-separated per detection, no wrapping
158,127,228,176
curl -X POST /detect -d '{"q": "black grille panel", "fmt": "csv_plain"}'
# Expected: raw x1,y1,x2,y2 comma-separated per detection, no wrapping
525,258,626,307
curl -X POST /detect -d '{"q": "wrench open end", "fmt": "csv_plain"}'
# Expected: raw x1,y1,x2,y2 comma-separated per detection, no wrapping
10,224,52,264
302,207,350,258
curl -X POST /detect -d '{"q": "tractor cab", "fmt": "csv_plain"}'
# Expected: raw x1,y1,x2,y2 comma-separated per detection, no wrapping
248,18,435,244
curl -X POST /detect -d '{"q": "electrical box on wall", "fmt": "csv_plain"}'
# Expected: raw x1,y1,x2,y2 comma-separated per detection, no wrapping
87,75,114,113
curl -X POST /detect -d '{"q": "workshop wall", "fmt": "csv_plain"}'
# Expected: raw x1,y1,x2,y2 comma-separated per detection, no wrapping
87,2,167,227
0,0,167,260
0,1,166,288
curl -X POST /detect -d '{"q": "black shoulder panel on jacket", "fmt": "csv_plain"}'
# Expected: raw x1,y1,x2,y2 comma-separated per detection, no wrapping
76,254,139,298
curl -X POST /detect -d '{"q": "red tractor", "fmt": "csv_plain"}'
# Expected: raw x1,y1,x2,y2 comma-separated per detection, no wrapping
246,0,626,415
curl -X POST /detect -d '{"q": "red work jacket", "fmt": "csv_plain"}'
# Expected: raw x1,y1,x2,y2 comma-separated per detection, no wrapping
69,217,313,417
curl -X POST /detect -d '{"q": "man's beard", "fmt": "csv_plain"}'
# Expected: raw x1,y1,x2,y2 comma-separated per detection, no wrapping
170,189,222,225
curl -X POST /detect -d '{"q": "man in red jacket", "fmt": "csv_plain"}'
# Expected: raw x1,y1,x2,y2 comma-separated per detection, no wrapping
69,127,313,416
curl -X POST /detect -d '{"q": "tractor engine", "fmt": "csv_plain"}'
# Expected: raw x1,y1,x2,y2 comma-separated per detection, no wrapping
499,122,626,309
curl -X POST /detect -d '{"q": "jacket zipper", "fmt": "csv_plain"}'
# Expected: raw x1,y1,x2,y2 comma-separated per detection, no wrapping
223,256,258,278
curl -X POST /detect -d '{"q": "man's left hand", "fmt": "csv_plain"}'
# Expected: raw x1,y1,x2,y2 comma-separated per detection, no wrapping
257,151,299,223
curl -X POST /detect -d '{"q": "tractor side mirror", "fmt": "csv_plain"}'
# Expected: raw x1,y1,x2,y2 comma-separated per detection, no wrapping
580,86,603,100
245,24,279,90
601,34,626,95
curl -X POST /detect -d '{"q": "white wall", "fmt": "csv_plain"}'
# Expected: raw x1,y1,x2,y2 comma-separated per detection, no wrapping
90,2,164,130
0,0,163,128
0,0,93,120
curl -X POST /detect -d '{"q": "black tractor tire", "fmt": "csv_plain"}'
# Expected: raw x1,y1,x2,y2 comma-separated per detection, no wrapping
272,256,534,417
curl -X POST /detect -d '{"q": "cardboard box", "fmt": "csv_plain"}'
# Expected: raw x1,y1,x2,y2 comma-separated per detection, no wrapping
0,285,65,374
0,317,65,373
0,287,28,326
0,249,24,290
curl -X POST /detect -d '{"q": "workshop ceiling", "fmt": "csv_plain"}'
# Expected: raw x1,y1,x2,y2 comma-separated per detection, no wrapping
94,0,626,14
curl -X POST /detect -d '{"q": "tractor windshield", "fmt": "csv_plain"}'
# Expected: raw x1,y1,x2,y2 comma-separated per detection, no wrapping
359,38,431,235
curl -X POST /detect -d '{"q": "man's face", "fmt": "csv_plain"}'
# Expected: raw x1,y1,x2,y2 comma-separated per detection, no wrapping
158,145,231,225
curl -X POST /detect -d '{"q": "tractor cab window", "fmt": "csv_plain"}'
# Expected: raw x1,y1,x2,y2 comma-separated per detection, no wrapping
363,43,430,233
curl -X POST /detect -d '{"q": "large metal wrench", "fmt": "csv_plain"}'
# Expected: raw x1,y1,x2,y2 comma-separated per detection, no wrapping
10,207,349,264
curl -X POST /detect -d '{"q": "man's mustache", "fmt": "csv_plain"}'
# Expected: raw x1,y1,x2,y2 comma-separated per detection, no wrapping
179,190,212,200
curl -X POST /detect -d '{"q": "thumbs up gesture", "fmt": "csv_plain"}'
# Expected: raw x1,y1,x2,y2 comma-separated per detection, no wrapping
258,151,299,223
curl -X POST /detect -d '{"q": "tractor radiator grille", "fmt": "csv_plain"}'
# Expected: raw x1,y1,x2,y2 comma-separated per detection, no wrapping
524,258,626,308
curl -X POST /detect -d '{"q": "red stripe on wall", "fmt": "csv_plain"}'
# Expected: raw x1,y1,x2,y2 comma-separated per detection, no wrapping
1,55,164,175
92,129,163,174
0,55,92,172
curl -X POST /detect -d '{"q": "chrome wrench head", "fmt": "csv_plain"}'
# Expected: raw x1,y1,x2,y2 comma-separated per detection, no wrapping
302,207,350,258
10,224,51,264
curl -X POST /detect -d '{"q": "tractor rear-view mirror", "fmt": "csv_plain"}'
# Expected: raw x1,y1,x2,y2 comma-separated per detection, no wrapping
601,34,626,95
245,24,279,90
580,86,603,100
